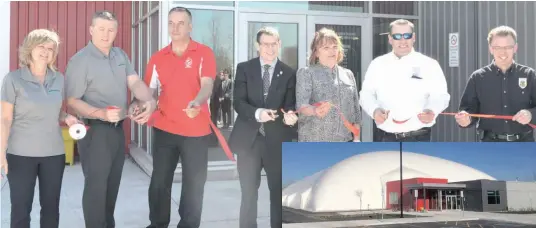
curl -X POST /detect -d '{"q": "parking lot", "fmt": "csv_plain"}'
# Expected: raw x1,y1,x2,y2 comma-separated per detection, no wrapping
339,220,536,228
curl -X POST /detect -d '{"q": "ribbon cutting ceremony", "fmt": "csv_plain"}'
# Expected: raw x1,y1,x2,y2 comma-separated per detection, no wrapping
0,1,536,228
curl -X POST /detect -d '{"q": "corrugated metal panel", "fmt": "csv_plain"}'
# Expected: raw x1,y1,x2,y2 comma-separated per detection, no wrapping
9,1,133,150
419,1,536,142
419,1,478,142
373,1,417,15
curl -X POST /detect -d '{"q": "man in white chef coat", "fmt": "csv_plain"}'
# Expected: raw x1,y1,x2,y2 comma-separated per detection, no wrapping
359,19,450,142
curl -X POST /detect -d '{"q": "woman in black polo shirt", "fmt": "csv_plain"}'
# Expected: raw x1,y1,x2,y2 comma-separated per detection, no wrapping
0,29,80,228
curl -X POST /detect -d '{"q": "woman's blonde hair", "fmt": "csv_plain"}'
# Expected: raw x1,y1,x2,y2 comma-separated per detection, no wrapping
308,28,344,65
18,29,60,71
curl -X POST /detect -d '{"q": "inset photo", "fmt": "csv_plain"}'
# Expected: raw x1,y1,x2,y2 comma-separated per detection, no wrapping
282,142,536,227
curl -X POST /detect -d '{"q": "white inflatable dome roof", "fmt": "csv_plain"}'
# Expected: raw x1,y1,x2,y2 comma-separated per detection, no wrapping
282,151,495,212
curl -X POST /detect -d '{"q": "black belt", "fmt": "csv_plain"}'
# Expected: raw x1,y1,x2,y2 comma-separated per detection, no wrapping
483,130,532,142
386,128,431,140
86,119,124,128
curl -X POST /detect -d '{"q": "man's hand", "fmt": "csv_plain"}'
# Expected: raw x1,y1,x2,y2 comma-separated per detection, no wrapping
128,101,141,118
455,111,471,127
183,100,201,118
314,102,332,118
283,110,298,126
132,100,157,124
417,109,435,124
102,107,122,122
513,109,532,125
64,114,82,127
259,109,278,122
373,108,389,125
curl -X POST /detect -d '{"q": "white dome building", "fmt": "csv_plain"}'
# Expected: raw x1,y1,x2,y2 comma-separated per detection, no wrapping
282,151,496,212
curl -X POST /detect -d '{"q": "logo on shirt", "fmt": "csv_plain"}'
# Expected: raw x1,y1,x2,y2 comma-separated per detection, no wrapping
411,66,421,79
185,57,192,68
519,78,527,89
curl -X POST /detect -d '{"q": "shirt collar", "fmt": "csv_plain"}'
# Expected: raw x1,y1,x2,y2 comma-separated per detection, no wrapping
315,63,339,73
390,48,416,60
260,57,277,69
20,66,55,83
164,38,199,55
490,59,517,74
87,41,116,59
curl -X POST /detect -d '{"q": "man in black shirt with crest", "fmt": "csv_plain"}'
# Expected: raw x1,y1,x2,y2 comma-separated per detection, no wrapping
457,26,536,142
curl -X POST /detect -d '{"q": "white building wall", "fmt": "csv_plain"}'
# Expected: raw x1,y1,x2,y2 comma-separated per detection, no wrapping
506,181,536,211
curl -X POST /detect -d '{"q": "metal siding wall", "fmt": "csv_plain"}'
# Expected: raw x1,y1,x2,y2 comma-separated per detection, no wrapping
420,1,536,142
481,180,508,212
9,1,132,151
419,1,478,142
476,1,536,70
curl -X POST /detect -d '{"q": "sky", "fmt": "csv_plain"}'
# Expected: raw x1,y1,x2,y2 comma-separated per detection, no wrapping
282,142,536,186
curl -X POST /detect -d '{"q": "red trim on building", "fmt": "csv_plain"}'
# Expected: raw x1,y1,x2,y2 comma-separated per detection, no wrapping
9,1,133,153
386,177,448,211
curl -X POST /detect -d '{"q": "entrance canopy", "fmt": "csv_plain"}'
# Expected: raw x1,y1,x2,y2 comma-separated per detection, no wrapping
406,183,466,190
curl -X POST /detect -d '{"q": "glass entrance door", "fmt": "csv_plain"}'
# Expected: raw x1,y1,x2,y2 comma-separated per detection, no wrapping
446,195,459,210
238,13,307,70
306,16,373,142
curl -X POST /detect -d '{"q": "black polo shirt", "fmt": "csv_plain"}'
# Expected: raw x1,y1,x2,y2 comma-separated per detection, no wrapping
459,62,536,134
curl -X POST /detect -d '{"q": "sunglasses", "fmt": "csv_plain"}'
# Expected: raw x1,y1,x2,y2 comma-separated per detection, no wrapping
391,33,413,40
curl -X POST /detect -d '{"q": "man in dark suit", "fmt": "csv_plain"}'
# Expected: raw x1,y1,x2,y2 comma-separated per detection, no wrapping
209,71,224,145
220,69,233,129
210,70,224,124
229,27,296,228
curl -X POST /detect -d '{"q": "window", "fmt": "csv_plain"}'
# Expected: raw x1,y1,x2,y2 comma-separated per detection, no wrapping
389,192,399,204
189,9,234,75
186,8,235,149
173,1,234,7
134,1,139,22
487,190,501,205
132,10,140,144
149,13,159,56
239,1,367,13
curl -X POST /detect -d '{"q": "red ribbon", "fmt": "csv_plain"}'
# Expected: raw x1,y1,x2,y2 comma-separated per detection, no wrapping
441,112,536,128
205,111,235,162
283,101,361,137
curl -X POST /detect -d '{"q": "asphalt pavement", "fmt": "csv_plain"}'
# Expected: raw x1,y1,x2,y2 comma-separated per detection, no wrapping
338,219,536,228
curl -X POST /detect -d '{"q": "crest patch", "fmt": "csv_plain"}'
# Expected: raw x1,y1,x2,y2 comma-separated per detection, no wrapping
185,57,192,68
519,78,527,89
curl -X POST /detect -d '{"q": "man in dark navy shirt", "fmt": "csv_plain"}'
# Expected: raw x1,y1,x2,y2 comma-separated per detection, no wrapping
457,26,536,142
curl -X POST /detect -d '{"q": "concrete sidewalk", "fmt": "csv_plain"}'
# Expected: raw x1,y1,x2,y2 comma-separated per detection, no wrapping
282,210,536,228
1,157,271,228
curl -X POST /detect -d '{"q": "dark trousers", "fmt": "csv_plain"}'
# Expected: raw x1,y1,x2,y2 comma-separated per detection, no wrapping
379,128,432,142
238,133,282,228
480,131,535,142
78,121,125,228
210,99,221,124
148,128,208,228
7,153,65,228
209,99,222,146
221,98,232,127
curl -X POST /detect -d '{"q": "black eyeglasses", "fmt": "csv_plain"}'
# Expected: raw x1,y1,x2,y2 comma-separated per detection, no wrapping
391,33,413,40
